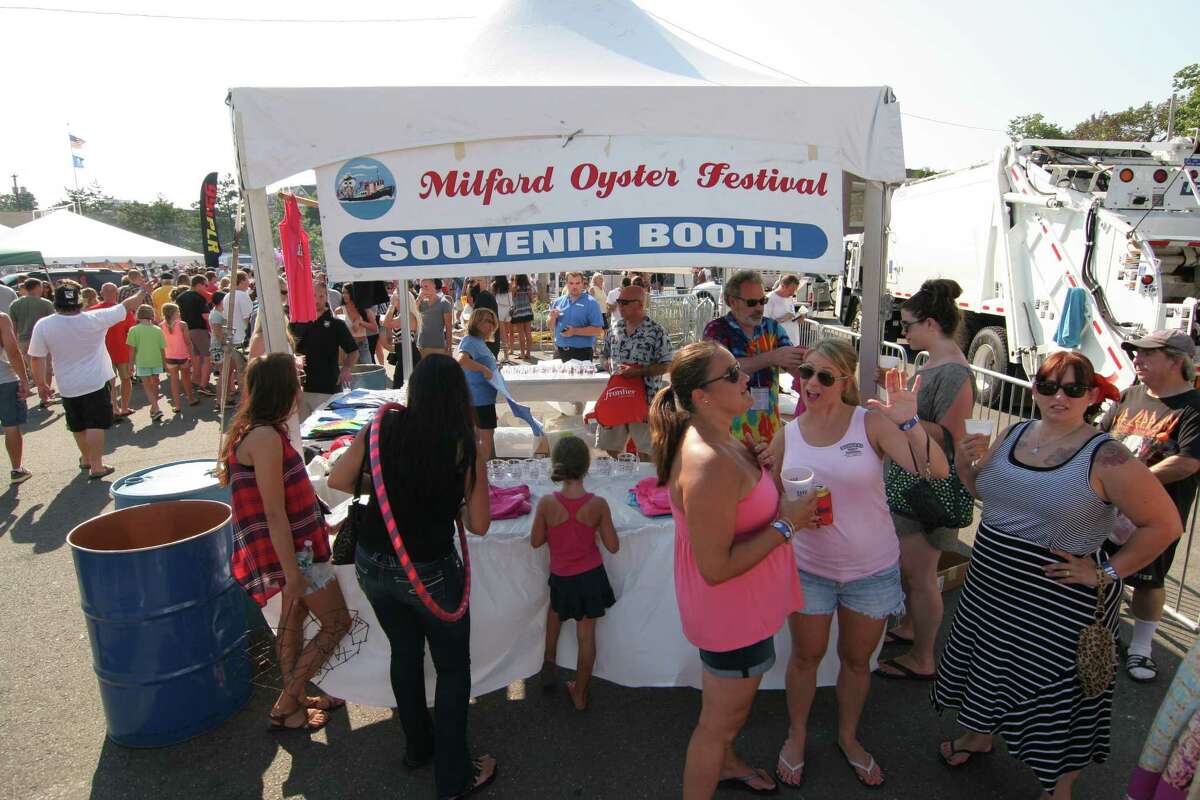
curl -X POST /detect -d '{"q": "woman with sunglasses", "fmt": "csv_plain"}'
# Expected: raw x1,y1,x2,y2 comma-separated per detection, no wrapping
877,279,976,682
767,337,948,789
934,351,1180,799
651,341,816,798
456,307,500,462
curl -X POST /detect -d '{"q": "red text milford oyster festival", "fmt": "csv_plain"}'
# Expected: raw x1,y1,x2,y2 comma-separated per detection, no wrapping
418,162,830,206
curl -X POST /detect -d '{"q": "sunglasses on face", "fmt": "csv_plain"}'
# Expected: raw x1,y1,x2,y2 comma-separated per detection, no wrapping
616,298,642,306
733,296,769,308
797,365,850,387
700,363,742,387
1034,379,1089,399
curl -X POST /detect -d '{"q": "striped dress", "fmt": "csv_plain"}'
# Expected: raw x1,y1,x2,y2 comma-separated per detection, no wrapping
932,422,1121,791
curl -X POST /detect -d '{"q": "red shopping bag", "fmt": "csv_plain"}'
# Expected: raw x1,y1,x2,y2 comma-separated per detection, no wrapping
593,370,648,427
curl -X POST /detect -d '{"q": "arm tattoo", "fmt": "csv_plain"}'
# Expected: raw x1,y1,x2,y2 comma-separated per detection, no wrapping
1097,441,1133,467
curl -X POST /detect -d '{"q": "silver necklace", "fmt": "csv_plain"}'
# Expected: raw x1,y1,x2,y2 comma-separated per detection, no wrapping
1032,421,1086,454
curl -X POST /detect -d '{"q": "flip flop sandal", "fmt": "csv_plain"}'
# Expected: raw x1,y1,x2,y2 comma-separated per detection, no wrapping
884,631,914,646
839,747,883,789
938,739,993,768
88,466,116,481
150,411,164,421
775,751,805,789
268,708,328,733
717,767,779,795
1126,654,1159,683
446,757,498,798
305,695,346,711
873,658,936,681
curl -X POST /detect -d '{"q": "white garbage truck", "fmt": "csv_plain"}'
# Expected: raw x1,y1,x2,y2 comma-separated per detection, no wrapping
838,137,1200,396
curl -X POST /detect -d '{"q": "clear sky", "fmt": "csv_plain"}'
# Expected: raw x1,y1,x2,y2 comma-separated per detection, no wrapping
0,0,1192,209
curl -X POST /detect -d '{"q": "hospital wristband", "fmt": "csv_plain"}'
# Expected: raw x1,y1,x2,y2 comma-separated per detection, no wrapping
899,416,921,432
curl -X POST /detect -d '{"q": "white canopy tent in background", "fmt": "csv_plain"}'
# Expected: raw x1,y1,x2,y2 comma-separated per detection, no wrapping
0,209,202,265
229,0,901,391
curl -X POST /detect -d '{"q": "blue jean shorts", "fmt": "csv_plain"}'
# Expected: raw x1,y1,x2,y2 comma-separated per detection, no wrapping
0,381,27,428
798,563,905,619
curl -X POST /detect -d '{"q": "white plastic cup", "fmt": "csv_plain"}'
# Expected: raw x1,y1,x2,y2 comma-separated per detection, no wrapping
964,419,995,438
877,355,901,370
780,466,815,498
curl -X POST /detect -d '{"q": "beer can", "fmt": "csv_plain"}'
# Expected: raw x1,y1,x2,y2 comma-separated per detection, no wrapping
815,484,833,526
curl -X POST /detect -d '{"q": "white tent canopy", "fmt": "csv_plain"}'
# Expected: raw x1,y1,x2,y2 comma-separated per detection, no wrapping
229,0,899,386
0,209,201,265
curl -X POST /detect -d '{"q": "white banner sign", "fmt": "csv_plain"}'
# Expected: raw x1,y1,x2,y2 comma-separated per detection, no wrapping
318,136,843,280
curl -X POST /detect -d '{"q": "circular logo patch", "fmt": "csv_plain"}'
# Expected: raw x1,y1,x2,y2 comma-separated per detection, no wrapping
335,157,396,220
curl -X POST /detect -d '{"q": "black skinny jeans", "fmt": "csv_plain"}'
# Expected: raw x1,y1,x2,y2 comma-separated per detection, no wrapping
355,546,472,798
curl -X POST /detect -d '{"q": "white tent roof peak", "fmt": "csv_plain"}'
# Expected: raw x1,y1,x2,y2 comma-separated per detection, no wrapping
458,0,786,86
0,209,201,265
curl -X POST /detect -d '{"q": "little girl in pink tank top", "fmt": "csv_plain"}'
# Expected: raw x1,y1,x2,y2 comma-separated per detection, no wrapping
531,437,619,711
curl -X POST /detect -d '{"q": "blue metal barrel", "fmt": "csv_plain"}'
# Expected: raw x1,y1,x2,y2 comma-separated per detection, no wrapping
68,500,251,747
349,363,388,390
110,459,228,510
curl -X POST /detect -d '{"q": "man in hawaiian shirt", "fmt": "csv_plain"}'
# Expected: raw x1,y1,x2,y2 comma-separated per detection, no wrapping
703,270,805,444
597,285,673,459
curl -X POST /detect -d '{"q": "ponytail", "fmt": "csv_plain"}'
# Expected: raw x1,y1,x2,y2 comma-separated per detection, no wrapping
650,385,691,486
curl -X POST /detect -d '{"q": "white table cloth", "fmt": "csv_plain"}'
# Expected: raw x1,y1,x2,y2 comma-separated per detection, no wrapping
267,463,875,707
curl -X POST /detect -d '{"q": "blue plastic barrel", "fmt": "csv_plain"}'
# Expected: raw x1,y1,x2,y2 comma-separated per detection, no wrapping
68,499,251,747
349,363,388,390
111,459,228,510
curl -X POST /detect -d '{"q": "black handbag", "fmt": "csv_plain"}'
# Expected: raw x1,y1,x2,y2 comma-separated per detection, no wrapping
330,463,366,565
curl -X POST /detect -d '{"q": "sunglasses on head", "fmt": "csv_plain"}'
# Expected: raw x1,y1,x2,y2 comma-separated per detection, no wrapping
797,365,849,387
734,296,769,308
700,363,742,387
1034,379,1089,398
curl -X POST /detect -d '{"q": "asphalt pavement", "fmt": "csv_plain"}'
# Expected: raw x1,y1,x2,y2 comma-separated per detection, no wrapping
1,385,1194,800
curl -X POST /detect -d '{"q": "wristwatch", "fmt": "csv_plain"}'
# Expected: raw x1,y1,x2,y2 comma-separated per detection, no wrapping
899,416,921,432
771,519,794,542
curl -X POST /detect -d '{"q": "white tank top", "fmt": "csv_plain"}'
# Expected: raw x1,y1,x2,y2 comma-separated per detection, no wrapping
783,407,899,582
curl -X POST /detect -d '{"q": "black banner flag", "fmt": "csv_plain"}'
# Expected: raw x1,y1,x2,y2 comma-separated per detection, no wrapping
200,172,221,269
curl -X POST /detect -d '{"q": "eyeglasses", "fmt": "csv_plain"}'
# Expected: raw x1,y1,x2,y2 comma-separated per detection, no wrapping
1034,379,1089,398
899,318,923,332
797,365,850,387
733,296,769,308
615,298,642,306
700,364,742,387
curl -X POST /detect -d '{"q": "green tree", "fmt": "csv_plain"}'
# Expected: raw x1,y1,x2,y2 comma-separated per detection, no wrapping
1007,113,1068,140
1069,101,1170,142
1172,63,1200,135
61,181,118,223
116,196,200,253
0,186,37,211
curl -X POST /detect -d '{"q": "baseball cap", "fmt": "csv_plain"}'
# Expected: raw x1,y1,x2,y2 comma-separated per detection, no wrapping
54,284,82,309
1121,330,1196,358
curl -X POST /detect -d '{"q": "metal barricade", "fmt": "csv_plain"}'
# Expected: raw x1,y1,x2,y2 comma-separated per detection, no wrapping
812,322,909,372
648,294,706,349
1167,496,1200,631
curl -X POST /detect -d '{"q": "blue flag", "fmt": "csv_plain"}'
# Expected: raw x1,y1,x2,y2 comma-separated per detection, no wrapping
72,155,84,168
485,372,544,438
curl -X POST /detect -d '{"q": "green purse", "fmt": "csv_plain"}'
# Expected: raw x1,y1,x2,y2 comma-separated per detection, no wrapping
885,424,975,530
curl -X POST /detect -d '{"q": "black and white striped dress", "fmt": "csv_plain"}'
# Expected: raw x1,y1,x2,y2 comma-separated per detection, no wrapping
932,422,1121,791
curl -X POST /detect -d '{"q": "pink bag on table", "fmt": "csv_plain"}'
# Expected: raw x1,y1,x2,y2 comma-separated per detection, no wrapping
489,484,531,519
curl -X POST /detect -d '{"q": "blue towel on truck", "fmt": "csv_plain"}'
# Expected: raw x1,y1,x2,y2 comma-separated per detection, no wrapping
1053,287,1089,348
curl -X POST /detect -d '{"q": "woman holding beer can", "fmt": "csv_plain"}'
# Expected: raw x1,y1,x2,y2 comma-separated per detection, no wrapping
766,338,948,789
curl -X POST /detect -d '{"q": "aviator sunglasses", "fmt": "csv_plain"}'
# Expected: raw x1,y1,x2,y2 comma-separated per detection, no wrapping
700,363,742,387
797,365,850,387
1034,378,1089,399
733,295,769,308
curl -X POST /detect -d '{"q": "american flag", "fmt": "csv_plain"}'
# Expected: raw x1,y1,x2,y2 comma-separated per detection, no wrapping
69,134,85,149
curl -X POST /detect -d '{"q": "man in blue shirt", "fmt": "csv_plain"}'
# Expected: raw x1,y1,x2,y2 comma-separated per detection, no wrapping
548,271,605,362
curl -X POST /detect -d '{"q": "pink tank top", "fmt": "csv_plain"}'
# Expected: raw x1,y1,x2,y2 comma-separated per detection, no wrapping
161,321,190,361
672,468,804,652
783,407,899,582
546,492,603,577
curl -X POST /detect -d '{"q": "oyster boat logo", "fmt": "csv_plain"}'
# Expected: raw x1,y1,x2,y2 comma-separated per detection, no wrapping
335,157,396,220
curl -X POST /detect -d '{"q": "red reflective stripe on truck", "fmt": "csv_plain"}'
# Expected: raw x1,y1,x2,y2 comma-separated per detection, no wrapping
1051,244,1063,261
1041,224,1049,234
1010,167,1020,181
1067,274,1078,287
1108,347,1122,369
959,302,969,308
995,307,1004,313
1093,321,1103,335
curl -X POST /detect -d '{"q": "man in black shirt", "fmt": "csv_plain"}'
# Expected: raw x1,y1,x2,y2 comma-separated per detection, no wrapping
176,275,215,396
1101,330,1200,682
291,289,359,420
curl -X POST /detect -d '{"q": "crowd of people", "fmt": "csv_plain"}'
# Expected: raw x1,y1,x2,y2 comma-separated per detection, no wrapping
5,258,1196,799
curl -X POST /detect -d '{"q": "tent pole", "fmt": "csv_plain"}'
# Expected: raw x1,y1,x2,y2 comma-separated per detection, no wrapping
399,282,414,383
857,180,890,402
244,187,289,354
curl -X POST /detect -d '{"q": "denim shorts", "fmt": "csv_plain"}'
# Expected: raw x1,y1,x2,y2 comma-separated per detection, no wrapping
797,563,905,619
699,636,776,679
0,381,27,428
301,559,337,595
